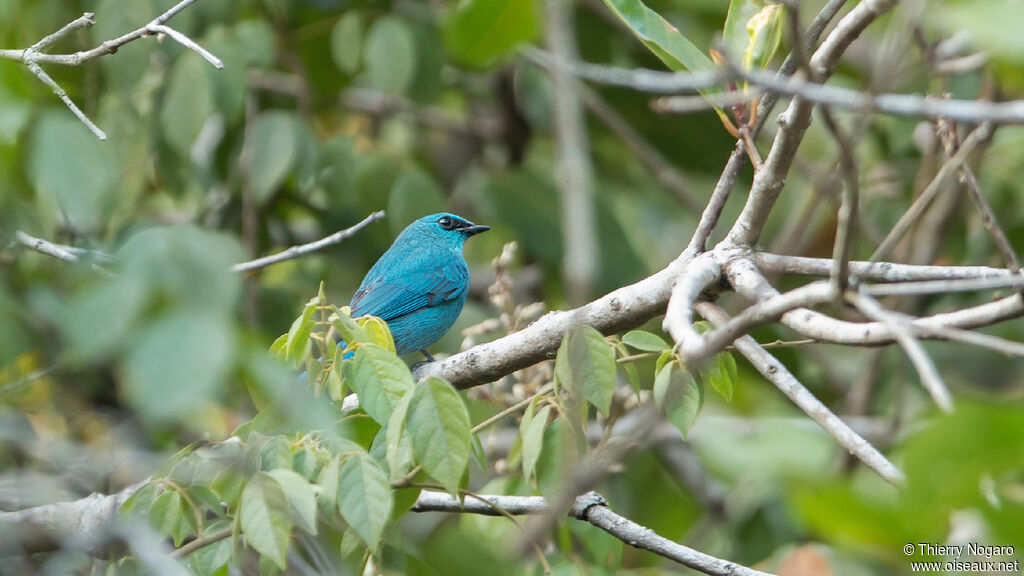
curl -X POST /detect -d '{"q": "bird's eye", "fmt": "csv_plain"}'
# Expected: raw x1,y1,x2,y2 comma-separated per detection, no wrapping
438,216,452,228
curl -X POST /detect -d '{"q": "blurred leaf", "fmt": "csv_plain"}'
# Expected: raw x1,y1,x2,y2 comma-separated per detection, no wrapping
0,89,30,144
555,326,616,416
363,16,417,95
337,453,393,550
520,402,550,482
267,468,319,535
248,111,299,204
622,330,669,352
653,362,702,438
342,343,414,425
122,311,235,423
928,1,1024,64
443,0,539,68
64,274,147,362
148,489,183,537
160,55,214,156
240,472,292,570
387,169,446,237
93,0,153,91
407,377,471,495
331,12,363,75
27,110,116,231
235,20,277,67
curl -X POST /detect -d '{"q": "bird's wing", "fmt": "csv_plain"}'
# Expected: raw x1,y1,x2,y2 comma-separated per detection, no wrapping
350,266,468,321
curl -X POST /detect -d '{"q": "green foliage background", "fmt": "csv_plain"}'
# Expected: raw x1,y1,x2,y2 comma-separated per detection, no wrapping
1,0,1024,574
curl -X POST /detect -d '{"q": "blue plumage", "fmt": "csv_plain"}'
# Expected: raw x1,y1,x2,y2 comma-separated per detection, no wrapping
350,213,488,357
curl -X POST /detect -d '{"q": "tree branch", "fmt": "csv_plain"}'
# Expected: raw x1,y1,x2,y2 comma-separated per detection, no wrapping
0,0,222,140
412,490,776,576
230,211,386,273
695,302,906,486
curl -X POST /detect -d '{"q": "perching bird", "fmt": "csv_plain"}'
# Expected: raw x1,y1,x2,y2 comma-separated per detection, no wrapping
349,212,489,358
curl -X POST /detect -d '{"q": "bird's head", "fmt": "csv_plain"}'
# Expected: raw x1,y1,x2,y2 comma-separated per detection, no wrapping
409,213,489,248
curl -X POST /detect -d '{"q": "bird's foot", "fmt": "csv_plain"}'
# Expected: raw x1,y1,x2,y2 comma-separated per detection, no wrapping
419,350,436,362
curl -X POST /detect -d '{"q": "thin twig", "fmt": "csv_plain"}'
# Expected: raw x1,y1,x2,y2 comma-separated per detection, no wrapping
847,291,954,413
754,252,1013,282
0,0,221,139
169,527,232,558
935,118,1020,272
871,123,992,262
231,211,386,274
695,301,906,486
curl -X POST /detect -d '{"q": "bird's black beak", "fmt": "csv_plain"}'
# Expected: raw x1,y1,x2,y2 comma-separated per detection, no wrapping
462,224,490,236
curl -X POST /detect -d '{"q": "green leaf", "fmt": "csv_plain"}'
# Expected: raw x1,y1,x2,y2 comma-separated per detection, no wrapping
337,453,393,550
160,55,214,156
267,468,320,535
188,485,226,520
331,305,370,345
622,330,669,352
703,352,737,402
387,169,446,238
385,391,416,482
358,316,396,353
363,16,417,95
443,0,539,68
331,12,363,74
521,403,551,482
535,418,578,500
928,1,1024,65
286,300,317,362
342,344,415,425
407,377,471,495
123,311,235,423
601,0,714,73
121,483,158,518
653,363,703,438
248,111,299,204
27,110,117,231
556,326,617,416
601,0,727,125
148,489,183,537
240,472,293,570
93,0,153,91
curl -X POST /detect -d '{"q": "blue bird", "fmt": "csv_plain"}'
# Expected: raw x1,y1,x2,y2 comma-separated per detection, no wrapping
349,213,489,358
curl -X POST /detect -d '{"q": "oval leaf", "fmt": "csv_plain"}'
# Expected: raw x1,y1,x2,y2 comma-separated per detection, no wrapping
407,377,471,495
556,326,617,416
622,330,669,352
337,453,393,550
240,472,292,569
653,363,703,439
342,343,415,424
